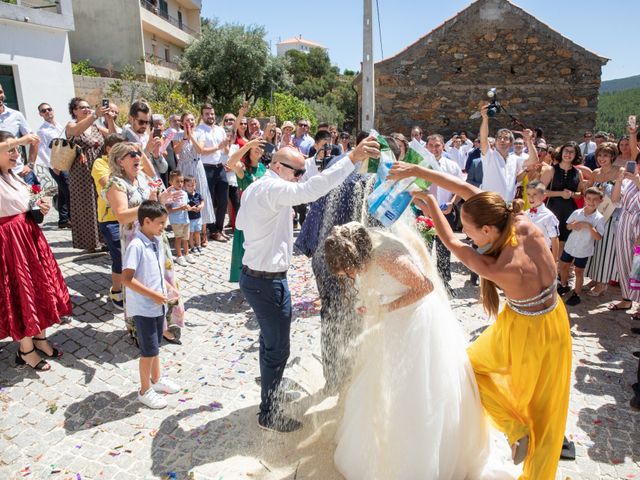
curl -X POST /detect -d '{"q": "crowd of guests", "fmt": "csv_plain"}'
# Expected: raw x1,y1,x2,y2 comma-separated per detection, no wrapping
0,80,639,412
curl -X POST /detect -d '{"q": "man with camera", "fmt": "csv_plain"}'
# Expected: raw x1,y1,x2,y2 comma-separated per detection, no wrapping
478,102,518,201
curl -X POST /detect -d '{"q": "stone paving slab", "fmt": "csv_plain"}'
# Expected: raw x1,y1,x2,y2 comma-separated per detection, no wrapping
0,214,638,479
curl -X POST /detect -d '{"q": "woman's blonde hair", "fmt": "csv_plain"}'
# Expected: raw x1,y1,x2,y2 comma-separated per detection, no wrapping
324,222,373,275
108,142,139,178
461,192,519,318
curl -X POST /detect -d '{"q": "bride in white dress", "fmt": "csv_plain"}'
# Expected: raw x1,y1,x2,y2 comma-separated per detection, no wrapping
323,222,517,480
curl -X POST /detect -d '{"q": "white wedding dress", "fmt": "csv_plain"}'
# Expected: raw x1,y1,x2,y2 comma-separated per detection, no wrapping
334,228,517,480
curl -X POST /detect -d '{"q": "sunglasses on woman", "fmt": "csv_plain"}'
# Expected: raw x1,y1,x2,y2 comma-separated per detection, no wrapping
122,150,142,159
279,162,306,177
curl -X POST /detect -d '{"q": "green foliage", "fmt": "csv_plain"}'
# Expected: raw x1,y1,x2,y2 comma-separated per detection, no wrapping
72,60,100,77
305,99,344,128
148,87,199,120
180,19,289,113
250,92,317,131
596,88,640,137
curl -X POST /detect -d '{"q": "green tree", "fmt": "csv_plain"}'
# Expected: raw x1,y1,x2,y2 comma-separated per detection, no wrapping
180,19,289,113
250,92,317,131
596,88,640,137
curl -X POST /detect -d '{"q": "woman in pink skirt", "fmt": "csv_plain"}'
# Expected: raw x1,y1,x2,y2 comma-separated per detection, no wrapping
0,131,72,371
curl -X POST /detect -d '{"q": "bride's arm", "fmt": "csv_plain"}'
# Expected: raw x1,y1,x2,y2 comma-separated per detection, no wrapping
376,253,434,313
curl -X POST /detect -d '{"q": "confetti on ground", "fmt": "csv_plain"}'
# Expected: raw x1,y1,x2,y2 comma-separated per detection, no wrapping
46,402,58,414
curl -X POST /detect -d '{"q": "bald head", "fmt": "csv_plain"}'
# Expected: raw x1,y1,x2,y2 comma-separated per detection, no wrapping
271,146,307,182
272,147,306,170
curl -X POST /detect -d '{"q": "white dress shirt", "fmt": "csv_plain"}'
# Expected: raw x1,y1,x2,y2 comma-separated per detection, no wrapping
433,156,463,205
526,204,559,247
480,148,518,201
195,123,227,166
579,141,596,157
0,107,32,174
37,120,66,169
236,155,356,272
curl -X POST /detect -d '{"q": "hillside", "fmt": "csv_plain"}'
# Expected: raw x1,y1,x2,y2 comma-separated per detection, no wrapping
596,87,640,136
600,74,640,93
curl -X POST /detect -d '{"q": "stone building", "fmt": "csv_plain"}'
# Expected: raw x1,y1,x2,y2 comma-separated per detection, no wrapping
358,0,608,143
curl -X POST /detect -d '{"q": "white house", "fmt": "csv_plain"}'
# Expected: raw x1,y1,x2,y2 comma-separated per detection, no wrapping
276,35,327,57
0,0,75,128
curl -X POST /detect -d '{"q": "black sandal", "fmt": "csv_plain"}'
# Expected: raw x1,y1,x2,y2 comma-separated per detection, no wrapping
32,337,63,358
15,347,51,371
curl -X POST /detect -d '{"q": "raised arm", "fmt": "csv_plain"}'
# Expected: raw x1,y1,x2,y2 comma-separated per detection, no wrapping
628,122,639,157
479,103,490,155
230,138,264,178
388,162,482,201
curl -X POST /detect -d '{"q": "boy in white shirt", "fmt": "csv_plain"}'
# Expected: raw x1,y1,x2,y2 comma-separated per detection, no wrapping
526,181,560,261
558,187,605,306
122,201,181,409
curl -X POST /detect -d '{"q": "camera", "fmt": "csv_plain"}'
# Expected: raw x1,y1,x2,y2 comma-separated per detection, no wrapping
486,88,501,118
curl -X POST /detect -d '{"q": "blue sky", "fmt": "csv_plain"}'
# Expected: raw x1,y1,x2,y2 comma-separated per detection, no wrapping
202,0,637,81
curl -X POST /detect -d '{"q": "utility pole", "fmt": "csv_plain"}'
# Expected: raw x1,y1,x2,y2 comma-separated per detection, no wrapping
362,0,375,131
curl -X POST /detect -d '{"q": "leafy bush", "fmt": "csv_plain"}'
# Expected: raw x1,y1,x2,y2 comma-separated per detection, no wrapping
72,60,100,77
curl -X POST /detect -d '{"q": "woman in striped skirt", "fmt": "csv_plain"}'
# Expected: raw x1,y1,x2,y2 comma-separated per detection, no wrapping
610,167,640,312
585,144,620,296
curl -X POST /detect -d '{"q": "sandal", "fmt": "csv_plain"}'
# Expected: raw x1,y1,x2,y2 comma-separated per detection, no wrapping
587,288,607,297
15,346,50,371
608,302,632,311
32,337,63,358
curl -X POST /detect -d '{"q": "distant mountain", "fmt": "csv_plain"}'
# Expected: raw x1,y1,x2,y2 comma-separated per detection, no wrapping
596,87,640,136
600,75,640,93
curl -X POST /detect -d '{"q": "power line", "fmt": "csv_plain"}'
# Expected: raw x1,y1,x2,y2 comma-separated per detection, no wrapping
375,0,384,58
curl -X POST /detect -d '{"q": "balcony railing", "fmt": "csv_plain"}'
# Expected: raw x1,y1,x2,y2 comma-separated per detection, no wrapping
140,0,199,38
145,52,181,71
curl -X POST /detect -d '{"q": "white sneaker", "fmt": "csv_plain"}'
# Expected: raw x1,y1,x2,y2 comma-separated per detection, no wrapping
175,256,187,267
138,387,167,409
151,377,181,394
184,254,196,264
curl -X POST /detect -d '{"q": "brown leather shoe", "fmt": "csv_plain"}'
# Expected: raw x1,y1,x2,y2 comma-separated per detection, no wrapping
211,232,227,242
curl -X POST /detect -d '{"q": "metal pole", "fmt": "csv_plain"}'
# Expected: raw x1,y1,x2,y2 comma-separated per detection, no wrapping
362,0,375,131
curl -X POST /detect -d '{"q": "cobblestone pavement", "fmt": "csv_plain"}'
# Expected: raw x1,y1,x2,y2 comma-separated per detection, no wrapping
1,213,639,480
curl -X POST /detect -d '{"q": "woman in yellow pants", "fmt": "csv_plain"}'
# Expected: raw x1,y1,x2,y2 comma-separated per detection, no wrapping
390,141,572,480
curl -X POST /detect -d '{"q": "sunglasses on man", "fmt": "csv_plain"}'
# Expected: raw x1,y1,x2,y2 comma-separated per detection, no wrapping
279,162,306,177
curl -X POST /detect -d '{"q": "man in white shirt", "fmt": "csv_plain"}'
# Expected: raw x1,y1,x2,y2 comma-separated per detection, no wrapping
478,104,518,201
426,134,463,293
578,131,596,157
410,125,426,146
292,118,314,156
236,137,379,433
444,135,468,171
0,83,38,184
37,102,70,228
194,103,230,242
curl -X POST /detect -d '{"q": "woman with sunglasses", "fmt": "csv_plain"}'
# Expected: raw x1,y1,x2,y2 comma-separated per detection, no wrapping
65,97,114,251
0,131,72,371
104,142,185,345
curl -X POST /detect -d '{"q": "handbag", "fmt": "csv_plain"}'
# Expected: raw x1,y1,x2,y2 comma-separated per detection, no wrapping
49,138,81,171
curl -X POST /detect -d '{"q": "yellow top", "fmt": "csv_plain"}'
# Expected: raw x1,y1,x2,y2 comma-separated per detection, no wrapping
91,155,117,223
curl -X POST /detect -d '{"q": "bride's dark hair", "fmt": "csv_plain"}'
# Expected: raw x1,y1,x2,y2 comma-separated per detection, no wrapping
324,222,373,275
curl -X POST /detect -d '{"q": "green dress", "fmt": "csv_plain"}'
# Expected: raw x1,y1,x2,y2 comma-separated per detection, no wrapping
229,163,267,282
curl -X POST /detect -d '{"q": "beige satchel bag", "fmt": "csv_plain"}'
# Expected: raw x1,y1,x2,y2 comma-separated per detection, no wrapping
49,138,81,171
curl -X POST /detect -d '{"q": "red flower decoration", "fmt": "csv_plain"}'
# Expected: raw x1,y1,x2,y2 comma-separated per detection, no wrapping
31,185,42,194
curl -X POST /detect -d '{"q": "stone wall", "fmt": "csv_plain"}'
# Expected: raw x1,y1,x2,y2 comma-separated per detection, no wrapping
73,75,150,112
363,0,607,144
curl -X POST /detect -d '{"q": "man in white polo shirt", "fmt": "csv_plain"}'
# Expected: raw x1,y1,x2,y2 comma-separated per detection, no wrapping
479,103,518,201
37,102,70,228
193,103,229,242
236,136,379,433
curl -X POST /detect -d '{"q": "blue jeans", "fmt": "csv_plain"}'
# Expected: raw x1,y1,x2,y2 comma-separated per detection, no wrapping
20,169,40,187
239,271,291,415
49,168,70,224
98,221,122,273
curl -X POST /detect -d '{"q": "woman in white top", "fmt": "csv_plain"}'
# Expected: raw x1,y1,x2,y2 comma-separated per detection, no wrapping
0,131,71,371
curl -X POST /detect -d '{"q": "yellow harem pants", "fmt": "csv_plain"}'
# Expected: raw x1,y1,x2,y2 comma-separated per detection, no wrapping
467,300,572,480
